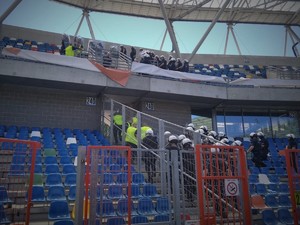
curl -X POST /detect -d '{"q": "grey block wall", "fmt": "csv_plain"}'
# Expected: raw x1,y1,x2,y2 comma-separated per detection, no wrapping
140,99,191,127
0,84,102,130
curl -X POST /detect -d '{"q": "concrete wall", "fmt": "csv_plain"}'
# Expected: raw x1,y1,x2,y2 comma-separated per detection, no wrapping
140,99,191,127
0,84,102,130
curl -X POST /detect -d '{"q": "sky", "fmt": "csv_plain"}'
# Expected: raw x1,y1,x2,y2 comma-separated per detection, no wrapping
0,0,299,57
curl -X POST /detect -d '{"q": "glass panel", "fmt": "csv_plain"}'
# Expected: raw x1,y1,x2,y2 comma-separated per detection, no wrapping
224,113,244,139
243,112,272,138
271,111,300,138
216,114,225,134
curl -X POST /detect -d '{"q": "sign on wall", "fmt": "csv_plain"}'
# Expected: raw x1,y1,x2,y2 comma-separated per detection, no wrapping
86,97,97,106
145,102,155,111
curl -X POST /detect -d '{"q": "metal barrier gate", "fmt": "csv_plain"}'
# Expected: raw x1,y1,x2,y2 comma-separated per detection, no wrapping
281,149,300,225
0,138,41,225
74,145,180,225
195,144,252,225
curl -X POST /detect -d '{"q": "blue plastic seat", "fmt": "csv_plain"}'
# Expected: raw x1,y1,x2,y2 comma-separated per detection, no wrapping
45,164,60,175
48,200,70,220
248,174,258,184
45,173,63,187
12,155,26,164
156,197,170,214
59,156,73,165
27,186,45,202
127,184,143,198
268,184,279,194
117,198,138,216
47,186,66,201
143,184,160,197
62,164,76,175
106,217,125,225
132,173,146,185
123,164,135,172
103,157,113,165
249,167,260,175
132,215,148,224
110,164,122,174
264,194,278,208
107,184,124,199
8,164,25,176
0,203,10,224
64,173,77,187
44,156,57,165
102,173,114,185
116,173,128,184
277,208,294,224
255,184,267,195
267,175,280,183
154,214,170,222
262,209,280,225
68,185,76,201
96,199,116,217
260,167,270,175
275,167,287,176
53,220,74,225
278,183,289,194
0,187,12,204
137,197,157,216
278,195,291,207
116,157,126,165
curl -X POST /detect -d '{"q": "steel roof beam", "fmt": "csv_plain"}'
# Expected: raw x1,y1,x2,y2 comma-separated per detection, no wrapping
0,0,22,24
189,0,232,61
158,0,181,57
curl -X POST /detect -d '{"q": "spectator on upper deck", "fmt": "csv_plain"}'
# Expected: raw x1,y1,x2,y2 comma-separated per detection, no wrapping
182,59,189,72
130,46,136,61
175,58,183,71
168,57,176,70
103,51,112,67
158,55,167,69
120,45,127,55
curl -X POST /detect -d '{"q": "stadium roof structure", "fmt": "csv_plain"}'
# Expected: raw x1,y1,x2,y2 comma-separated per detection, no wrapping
52,0,300,25
50,0,300,59
1,0,300,58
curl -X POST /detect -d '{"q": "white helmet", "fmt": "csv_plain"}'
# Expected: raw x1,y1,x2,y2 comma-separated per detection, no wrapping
286,133,295,139
168,135,178,142
164,131,171,136
182,138,192,146
146,129,153,136
186,126,194,132
232,140,242,146
220,138,229,144
257,132,264,137
250,132,256,137
187,123,195,129
178,134,186,141
200,125,208,132
208,131,217,138
195,129,204,134
218,132,225,138
184,59,188,62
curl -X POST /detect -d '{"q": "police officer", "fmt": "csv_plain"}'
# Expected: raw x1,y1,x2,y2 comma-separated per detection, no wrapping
286,133,298,172
247,132,264,167
125,122,137,162
257,132,269,161
182,138,196,203
113,110,123,144
142,129,158,183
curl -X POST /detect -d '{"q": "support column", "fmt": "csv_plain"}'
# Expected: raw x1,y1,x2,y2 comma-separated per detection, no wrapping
189,0,231,62
224,24,230,55
74,9,96,40
230,24,242,55
0,0,22,24
158,0,181,58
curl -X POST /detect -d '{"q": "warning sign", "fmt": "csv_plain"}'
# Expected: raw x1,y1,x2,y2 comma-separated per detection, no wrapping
225,179,239,196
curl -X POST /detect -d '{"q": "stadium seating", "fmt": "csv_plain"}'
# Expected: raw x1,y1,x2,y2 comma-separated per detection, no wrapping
156,197,170,214
137,197,157,216
96,199,116,217
53,220,74,225
28,186,46,202
277,208,294,224
132,215,149,224
0,187,12,204
262,209,281,225
117,198,138,216
0,203,10,224
48,200,70,220
47,186,67,201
